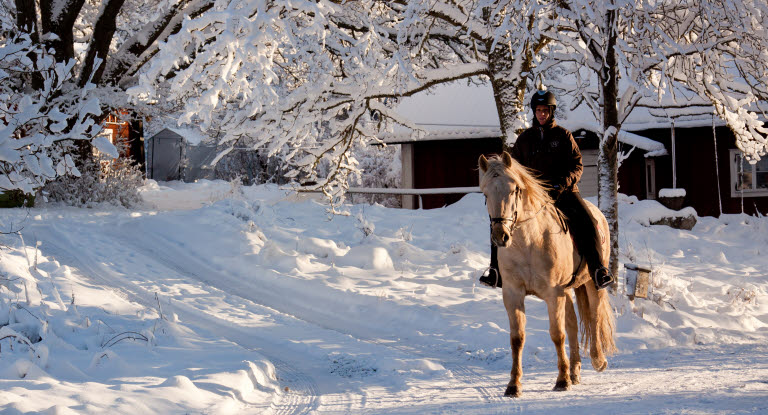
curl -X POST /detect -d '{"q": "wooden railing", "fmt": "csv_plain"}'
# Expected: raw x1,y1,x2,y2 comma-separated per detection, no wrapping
346,186,482,209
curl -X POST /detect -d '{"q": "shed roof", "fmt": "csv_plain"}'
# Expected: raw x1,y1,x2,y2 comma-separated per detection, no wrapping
149,127,184,140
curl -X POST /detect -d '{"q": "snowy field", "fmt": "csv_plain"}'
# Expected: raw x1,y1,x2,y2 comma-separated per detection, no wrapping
0,180,766,414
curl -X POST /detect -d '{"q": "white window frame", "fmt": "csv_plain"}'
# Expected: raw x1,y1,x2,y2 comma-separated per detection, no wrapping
730,149,768,197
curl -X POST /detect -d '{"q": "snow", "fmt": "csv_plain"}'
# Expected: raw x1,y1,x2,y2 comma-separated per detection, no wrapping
0,180,767,414
659,188,687,198
166,126,209,146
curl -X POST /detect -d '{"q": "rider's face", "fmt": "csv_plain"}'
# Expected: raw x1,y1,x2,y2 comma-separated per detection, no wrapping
535,105,552,125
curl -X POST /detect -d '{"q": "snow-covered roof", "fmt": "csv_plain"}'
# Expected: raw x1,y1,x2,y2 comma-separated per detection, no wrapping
381,126,502,143
379,81,503,143
166,126,209,145
377,80,723,155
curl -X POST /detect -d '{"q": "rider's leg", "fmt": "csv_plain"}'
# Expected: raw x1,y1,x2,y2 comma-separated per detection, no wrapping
556,191,613,290
479,236,502,288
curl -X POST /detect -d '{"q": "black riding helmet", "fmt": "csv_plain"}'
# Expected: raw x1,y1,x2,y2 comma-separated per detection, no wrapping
530,90,556,111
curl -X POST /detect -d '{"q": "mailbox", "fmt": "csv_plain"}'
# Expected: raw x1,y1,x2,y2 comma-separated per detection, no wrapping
624,263,651,299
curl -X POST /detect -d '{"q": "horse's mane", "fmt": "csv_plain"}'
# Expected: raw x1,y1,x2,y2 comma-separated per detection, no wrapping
480,155,553,209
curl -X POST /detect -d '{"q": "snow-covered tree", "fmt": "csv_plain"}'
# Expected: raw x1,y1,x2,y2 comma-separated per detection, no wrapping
539,0,768,278
131,0,557,210
0,26,99,194
1,0,225,196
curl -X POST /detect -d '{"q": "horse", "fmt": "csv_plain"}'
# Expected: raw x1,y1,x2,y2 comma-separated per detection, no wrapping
478,151,616,397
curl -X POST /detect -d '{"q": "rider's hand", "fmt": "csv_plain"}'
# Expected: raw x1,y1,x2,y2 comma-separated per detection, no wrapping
550,184,563,200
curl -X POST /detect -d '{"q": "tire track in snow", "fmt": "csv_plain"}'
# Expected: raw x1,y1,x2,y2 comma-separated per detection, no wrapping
34,223,322,415
372,340,510,407
112,224,514,407
269,356,320,415
38,220,512,411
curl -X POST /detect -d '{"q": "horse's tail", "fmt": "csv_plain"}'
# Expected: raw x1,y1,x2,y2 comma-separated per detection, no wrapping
575,285,617,357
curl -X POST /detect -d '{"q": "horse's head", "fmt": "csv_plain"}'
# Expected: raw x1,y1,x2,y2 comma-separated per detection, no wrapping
479,151,551,248
479,152,521,248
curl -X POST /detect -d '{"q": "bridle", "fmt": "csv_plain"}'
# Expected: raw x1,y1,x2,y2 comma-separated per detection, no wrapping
487,186,551,234
488,187,521,233
486,177,580,286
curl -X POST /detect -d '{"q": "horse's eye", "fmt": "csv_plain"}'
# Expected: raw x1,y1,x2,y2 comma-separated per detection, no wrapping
492,173,499,178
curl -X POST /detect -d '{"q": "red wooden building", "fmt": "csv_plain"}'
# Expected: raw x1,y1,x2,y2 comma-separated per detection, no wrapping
380,82,767,216
618,124,768,217
99,111,145,171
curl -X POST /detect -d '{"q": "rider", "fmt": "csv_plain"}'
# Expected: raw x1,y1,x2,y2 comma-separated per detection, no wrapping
479,89,614,290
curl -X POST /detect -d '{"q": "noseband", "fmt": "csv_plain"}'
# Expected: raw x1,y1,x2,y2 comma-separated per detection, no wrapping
488,187,522,232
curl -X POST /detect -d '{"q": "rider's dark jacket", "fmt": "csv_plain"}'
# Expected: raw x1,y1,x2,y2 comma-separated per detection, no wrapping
509,117,583,194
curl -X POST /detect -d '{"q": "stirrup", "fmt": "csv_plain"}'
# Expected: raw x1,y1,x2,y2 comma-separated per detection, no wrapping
479,268,502,288
593,266,614,290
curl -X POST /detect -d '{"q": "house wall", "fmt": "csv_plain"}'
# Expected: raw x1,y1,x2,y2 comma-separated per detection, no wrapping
102,112,145,173
630,126,768,217
401,143,417,209
412,137,503,209
617,148,648,200
579,149,598,198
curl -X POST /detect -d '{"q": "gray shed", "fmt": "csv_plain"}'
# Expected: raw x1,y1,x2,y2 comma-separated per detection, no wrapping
147,128,184,181
147,127,283,184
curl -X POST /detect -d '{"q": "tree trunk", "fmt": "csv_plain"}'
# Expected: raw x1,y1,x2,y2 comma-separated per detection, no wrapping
487,40,531,148
14,0,37,36
14,0,44,90
78,0,127,87
597,7,621,287
39,0,87,64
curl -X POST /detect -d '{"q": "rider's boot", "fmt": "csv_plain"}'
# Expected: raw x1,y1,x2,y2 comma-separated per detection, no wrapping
479,267,502,288
479,245,502,288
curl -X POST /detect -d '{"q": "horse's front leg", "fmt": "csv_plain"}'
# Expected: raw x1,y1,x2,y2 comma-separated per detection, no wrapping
502,286,526,397
547,293,571,391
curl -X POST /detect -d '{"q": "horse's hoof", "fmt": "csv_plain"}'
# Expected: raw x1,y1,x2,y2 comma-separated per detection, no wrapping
553,380,570,391
592,357,608,372
504,385,522,397
571,361,581,385
570,372,581,385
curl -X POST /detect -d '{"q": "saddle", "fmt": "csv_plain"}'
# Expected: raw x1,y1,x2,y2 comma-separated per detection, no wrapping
559,206,607,288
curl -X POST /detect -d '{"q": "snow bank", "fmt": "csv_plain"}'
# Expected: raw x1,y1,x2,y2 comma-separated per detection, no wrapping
0,181,766,413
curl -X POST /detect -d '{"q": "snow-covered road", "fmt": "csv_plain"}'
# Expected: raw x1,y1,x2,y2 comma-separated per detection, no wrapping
27,208,515,413
1,181,767,414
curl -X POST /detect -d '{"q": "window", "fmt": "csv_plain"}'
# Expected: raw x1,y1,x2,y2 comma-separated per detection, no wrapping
645,158,656,199
730,149,768,197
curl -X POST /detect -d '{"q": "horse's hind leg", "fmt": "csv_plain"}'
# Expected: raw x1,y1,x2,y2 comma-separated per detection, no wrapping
502,287,526,397
547,294,571,391
565,291,581,385
586,284,608,372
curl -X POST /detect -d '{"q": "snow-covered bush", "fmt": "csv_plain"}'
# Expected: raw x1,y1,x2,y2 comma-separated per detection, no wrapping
0,32,107,196
349,144,401,208
41,144,143,208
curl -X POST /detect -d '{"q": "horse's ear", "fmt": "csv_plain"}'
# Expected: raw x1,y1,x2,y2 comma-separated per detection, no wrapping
502,151,513,168
479,154,488,173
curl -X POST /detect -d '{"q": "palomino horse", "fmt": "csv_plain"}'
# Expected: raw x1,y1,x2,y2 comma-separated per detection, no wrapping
478,151,616,397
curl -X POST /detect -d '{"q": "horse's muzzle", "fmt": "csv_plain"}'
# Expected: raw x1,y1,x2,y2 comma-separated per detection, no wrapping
491,224,511,248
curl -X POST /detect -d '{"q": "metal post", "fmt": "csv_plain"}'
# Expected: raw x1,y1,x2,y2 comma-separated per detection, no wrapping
671,120,676,189
712,114,722,216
